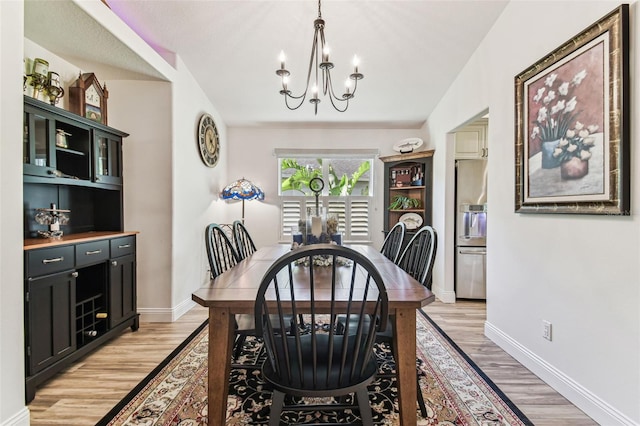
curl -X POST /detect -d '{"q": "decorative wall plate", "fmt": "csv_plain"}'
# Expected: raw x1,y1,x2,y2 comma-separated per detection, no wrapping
393,137,423,154
399,212,423,230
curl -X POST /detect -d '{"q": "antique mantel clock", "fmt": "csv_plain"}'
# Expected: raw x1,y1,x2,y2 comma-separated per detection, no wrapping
69,72,108,125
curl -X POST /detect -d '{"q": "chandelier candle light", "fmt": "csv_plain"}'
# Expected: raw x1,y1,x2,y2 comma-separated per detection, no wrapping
276,0,363,114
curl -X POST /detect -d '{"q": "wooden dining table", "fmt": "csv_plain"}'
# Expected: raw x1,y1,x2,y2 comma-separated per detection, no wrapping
192,243,435,425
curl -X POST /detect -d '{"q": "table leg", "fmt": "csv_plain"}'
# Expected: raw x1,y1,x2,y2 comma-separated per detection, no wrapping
393,308,417,425
208,307,234,425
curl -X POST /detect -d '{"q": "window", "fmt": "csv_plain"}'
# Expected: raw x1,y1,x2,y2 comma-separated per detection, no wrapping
277,149,376,242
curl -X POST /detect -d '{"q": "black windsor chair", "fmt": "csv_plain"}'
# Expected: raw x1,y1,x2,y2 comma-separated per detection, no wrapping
380,221,406,264
255,244,389,426
205,223,239,279
385,224,438,416
232,220,257,260
397,225,438,290
336,225,438,418
205,223,257,363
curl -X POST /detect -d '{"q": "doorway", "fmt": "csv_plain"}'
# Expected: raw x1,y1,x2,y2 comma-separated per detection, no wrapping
452,114,488,301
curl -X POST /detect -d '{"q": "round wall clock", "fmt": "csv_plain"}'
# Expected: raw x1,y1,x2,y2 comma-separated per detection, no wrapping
198,113,220,167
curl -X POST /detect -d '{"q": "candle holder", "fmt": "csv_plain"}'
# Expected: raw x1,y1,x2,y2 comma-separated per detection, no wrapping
27,58,49,97
45,71,65,105
34,203,70,239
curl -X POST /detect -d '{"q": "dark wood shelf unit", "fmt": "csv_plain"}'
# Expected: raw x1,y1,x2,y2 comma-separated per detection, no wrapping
380,150,434,239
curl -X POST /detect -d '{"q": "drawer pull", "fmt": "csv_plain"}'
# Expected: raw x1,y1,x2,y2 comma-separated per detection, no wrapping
42,256,64,264
85,249,102,255
118,244,131,249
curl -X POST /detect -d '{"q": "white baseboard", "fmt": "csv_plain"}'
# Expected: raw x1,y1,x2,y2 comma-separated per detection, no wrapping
485,321,639,426
172,298,197,320
0,407,29,426
432,283,456,303
138,299,197,323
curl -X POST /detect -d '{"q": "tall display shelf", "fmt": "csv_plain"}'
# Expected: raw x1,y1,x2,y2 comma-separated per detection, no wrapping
380,150,434,238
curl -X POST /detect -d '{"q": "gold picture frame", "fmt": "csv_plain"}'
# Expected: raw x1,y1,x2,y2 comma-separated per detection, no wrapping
514,5,629,215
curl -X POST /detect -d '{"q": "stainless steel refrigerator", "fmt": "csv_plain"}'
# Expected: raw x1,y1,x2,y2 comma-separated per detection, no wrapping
455,159,487,299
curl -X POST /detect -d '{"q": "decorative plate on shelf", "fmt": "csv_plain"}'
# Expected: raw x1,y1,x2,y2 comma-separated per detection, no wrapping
399,212,423,230
393,137,423,154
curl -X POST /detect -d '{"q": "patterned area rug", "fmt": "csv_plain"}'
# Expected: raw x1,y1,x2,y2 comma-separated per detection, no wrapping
98,310,532,425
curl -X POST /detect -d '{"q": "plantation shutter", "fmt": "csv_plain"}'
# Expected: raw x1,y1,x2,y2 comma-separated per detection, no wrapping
327,200,346,235
349,199,369,239
282,200,301,236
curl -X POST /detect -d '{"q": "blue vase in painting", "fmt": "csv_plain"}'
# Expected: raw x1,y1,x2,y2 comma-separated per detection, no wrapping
540,139,562,169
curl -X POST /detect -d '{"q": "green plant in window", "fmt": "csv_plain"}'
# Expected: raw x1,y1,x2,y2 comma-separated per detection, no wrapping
327,161,371,196
280,159,322,195
389,195,420,210
281,158,370,196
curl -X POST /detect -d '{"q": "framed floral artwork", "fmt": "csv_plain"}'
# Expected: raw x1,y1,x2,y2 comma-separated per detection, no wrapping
514,5,629,215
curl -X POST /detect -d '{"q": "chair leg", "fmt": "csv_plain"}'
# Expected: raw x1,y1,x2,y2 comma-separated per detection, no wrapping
269,390,285,426
233,334,246,361
355,388,373,426
416,373,428,418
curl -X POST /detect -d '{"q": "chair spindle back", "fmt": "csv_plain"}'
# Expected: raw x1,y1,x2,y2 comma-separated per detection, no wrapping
380,221,406,264
232,220,257,260
205,223,240,279
397,225,438,289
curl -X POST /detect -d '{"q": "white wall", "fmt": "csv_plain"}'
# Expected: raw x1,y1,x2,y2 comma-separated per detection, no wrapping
109,60,227,319
0,2,30,426
107,80,174,317
427,1,639,424
169,56,228,312
227,127,428,250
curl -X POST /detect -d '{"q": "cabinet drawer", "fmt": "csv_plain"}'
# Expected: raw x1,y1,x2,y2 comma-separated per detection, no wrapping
110,236,135,257
27,246,75,277
75,240,110,267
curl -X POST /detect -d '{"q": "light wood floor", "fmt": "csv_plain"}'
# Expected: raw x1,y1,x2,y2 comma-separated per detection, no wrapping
28,300,597,425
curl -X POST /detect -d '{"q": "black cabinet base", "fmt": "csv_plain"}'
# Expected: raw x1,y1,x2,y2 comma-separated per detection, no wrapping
25,314,139,403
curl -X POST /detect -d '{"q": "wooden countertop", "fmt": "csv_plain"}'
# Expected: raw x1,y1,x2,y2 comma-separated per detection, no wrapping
24,231,139,250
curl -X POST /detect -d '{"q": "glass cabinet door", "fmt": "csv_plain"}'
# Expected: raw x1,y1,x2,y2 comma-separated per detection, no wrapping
23,106,56,177
93,130,122,185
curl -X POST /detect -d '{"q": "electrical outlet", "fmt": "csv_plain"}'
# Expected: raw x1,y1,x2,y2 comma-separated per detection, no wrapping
542,320,552,341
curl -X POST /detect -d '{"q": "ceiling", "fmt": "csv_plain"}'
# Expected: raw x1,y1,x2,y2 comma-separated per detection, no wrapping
26,0,508,128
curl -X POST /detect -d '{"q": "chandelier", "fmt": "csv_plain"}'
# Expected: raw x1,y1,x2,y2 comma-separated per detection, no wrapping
276,0,364,114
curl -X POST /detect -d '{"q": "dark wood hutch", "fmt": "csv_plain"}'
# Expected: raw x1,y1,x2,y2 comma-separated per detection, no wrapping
22,95,138,402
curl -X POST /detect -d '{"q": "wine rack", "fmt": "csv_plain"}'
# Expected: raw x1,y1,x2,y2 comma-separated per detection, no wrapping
76,293,108,347
74,263,108,347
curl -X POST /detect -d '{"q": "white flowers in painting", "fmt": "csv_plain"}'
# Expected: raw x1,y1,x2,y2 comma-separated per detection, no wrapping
530,69,593,143
552,121,597,163
558,82,569,96
572,69,587,85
